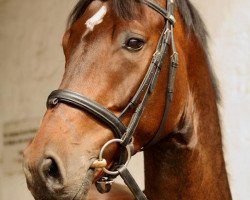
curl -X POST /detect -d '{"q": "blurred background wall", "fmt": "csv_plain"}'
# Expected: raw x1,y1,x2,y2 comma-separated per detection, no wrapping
0,0,249,199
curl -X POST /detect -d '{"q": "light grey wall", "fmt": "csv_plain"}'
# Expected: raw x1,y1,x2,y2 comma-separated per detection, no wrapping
0,0,249,199
192,0,250,199
0,0,77,199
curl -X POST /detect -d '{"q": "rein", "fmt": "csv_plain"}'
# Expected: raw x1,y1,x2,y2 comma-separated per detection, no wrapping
47,0,178,199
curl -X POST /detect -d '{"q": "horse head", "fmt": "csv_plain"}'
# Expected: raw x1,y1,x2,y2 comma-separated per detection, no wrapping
23,0,191,199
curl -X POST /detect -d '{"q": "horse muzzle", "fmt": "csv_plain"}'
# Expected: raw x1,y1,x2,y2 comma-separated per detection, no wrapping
23,148,95,200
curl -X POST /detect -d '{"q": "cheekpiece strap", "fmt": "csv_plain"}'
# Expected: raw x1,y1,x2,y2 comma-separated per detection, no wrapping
118,165,148,200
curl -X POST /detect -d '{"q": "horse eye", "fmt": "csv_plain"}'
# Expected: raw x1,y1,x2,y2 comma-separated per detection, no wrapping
124,38,145,51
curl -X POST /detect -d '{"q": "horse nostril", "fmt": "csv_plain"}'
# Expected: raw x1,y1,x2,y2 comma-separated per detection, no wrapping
40,157,64,188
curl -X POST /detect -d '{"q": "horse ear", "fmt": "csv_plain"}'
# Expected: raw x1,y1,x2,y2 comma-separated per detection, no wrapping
67,0,92,28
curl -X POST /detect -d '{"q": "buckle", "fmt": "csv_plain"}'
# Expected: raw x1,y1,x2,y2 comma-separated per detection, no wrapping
152,51,161,63
171,52,179,67
164,28,171,44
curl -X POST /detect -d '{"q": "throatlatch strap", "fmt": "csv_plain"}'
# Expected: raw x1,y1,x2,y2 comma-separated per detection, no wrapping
118,165,148,200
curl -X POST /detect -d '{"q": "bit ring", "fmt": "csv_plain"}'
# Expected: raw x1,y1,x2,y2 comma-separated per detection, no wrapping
99,139,131,175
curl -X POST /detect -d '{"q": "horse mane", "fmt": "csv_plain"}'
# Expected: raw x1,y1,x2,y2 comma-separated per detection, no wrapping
67,0,220,102
176,1,220,102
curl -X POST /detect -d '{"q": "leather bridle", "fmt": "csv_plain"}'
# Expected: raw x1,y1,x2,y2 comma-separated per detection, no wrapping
46,0,178,199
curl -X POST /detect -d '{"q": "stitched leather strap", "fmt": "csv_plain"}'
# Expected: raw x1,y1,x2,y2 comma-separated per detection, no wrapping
142,0,178,148
120,23,171,147
118,165,148,200
47,90,126,138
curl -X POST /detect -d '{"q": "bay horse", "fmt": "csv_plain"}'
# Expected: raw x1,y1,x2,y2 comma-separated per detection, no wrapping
23,0,232,199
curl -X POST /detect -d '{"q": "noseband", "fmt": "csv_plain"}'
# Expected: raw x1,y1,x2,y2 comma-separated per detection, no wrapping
47,0,178,199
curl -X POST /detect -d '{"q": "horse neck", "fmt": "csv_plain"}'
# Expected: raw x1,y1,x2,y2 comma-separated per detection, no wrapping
143,33,232,200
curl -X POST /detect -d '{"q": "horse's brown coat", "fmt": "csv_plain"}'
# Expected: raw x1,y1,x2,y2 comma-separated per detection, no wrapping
23,0,232,199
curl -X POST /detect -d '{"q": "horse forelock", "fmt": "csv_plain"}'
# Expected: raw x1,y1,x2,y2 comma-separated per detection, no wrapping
67,0,142,28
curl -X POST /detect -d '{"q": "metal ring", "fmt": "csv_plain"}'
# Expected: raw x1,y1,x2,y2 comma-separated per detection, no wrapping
99,139,131,175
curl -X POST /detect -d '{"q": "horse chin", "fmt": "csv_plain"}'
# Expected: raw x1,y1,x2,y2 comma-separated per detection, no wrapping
72,169,95,200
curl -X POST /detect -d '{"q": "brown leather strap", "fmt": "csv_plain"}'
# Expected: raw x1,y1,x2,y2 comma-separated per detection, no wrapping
143,24,179,149
118,165,148,200
47,90,126,138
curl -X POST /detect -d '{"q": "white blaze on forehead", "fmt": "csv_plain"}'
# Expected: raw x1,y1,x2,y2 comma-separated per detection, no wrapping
85,6,107,31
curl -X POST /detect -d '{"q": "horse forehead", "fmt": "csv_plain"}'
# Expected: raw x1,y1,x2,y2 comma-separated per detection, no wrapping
85,5,107,32
82,1,161,30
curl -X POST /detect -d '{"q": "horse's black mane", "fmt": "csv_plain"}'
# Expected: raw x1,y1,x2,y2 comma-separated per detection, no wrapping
67,0,220,102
